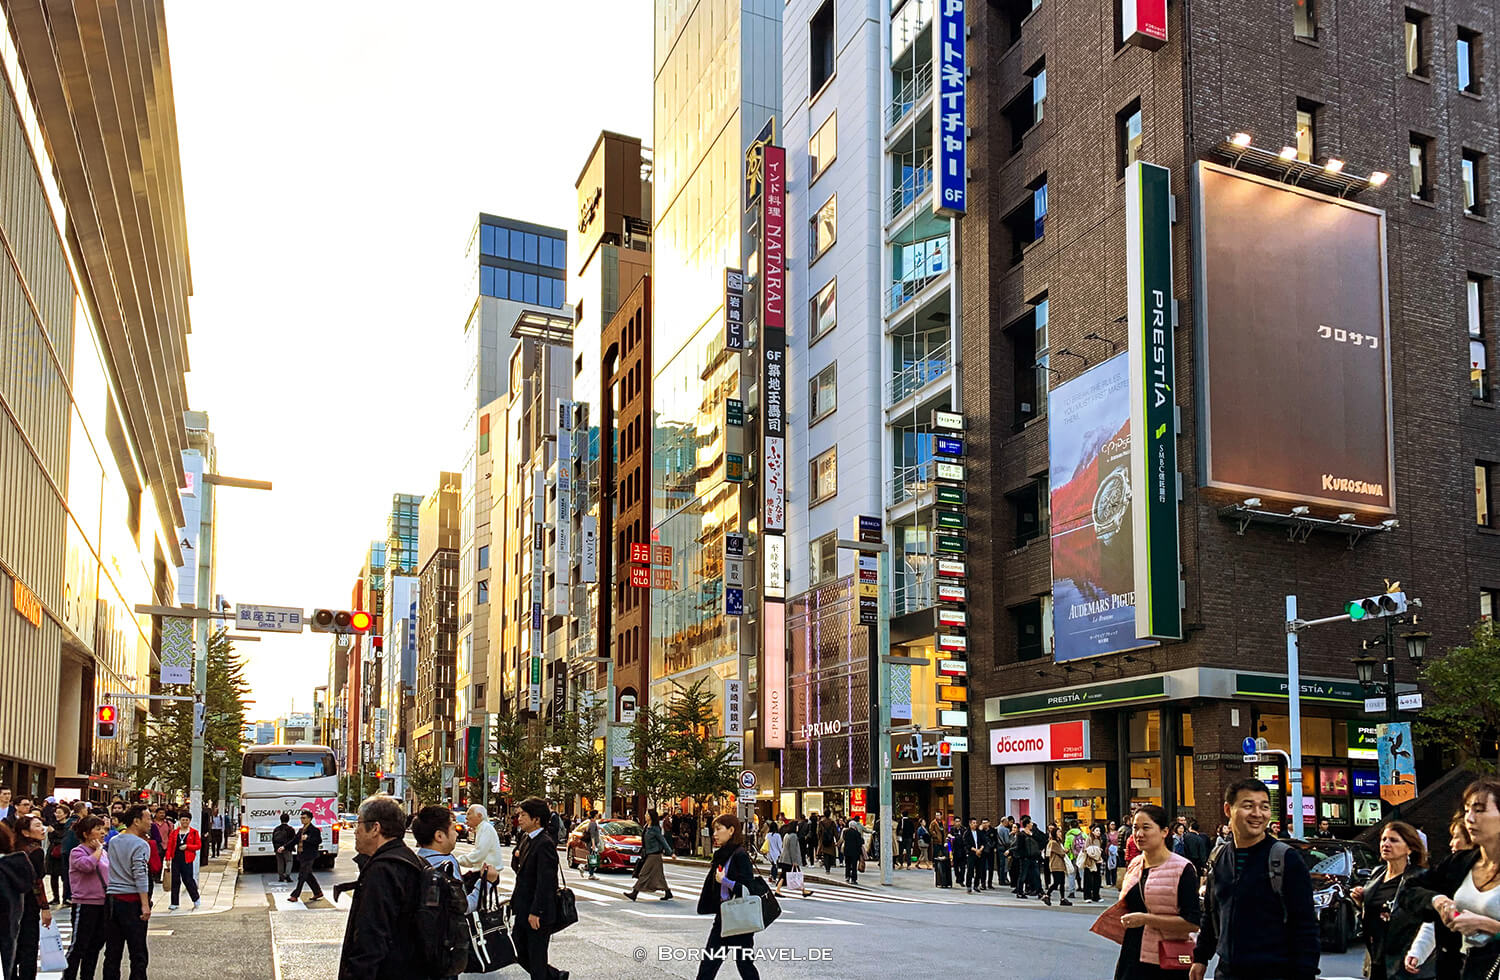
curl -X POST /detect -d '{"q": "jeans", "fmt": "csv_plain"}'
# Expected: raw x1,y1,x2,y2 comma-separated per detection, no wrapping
102,897,149,980
276,850,293,880
171,856,200,905
64,902,108,980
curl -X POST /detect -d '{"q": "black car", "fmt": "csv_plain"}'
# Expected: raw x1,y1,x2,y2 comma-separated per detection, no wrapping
1289,838,1380,954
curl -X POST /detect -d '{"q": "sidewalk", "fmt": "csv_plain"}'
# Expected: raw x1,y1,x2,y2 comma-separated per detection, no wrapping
150,839,241,916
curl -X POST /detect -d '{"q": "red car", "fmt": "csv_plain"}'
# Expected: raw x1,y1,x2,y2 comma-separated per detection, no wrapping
566,820,643,872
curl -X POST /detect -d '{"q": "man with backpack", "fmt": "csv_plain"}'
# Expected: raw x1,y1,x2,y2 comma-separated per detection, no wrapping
1190,778,1320,980
338,795,428,980
412,805,502,980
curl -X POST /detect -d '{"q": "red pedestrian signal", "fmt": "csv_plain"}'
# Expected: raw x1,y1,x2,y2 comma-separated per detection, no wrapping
97,704,118,739
937,740,953,769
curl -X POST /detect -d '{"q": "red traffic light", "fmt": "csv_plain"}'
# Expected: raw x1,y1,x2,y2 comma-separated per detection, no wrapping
96,704,118,739
938,741,951,753
350,610,373,632
98,705,117,723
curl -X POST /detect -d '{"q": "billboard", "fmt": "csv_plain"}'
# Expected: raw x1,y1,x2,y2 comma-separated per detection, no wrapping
1194,162,1394,513
989,720,1091,766
1049,353,1154,662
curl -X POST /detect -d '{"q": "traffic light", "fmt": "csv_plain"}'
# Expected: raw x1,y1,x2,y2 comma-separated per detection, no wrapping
309,609,372,634
1345,591,1407,622
937,740,953,769
349,610,373,633
909,733,924,761
96,704,118,739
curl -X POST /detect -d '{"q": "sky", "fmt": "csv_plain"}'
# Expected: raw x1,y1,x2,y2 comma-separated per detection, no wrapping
170,1,653,719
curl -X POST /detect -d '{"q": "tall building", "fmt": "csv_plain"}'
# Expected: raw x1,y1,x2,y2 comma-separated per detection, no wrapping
0,1,194,799
347,541,385,776
650,0,783,797
959,0,1488,834
415,473,461,775
381,492,421,794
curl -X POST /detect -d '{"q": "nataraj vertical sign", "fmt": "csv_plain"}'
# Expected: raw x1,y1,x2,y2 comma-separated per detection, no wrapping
934,0,968,216
761,145,787,533
1121,0,1168,50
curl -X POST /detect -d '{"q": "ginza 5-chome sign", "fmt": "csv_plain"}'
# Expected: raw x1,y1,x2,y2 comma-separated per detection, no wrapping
989,720,1091,765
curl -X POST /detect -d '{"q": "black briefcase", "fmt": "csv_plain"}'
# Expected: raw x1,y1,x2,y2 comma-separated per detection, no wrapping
465,879,516,973
551,865,579,934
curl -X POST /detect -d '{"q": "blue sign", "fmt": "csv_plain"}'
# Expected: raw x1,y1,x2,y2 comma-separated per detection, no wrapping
1352,770,1380,796
1242,736,1257,755
935,435,965,457
935,0,967,217
725,587,744,617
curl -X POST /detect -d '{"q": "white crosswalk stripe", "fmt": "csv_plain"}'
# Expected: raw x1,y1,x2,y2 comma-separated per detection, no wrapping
559,866,941,907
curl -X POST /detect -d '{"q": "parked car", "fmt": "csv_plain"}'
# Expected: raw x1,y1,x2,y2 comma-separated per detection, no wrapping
339,812,358,832
566,819,643,872
1290,838,1380,954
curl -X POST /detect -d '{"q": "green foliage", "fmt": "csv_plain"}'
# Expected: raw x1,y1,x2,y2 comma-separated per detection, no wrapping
490,709,546,804
620,702,676,809
662,677,738,807
1417,621,1500,770
130,629,252,801
548,697,605,806
406,753,445,810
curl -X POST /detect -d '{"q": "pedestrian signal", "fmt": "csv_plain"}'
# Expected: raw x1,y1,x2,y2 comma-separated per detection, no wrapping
97,704,118,739
937,740,952,769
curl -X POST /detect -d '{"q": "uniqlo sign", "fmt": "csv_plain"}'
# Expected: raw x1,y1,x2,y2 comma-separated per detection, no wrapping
629,565,651,588
1122,0,1167,50
988,720,1091,766
629,542,651,565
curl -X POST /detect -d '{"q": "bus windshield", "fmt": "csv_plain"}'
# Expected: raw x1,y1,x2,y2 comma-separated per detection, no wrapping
243,749,336,781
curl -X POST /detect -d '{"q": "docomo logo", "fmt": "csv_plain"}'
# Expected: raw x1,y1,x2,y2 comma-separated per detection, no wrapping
989,720,1091,766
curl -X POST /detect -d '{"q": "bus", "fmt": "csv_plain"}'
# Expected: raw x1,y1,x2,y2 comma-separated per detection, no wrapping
239,744,340,871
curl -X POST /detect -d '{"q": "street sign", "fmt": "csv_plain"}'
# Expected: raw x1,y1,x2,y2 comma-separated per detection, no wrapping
947,735,969,753
1243,753,1261,762
1365,693,1423,713
1242,736,1257,755
857,515,883,544
739,769,756,790
234,603,304,633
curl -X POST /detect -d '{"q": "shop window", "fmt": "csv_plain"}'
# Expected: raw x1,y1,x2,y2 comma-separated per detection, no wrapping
1129,758,1163,807
1129,709,1162,753
1179,711,1194,749
1176,755,1196,808
1258,714,1336,756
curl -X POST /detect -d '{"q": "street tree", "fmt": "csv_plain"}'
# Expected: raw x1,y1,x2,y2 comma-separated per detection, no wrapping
620,702,675,810
490,709,546,804
548,698,605,810
407,753,445,809
663,678,738,809
131,629,251,801
1418,620,1500,770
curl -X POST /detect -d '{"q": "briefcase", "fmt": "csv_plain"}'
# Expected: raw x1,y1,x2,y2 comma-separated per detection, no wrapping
466,879,517,973
551,864,579,934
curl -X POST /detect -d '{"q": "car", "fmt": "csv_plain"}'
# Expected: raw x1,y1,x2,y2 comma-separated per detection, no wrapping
451,809,470,842
339,812,358,831
1289,838,1380,954
489,815,515,846
566,819,643,872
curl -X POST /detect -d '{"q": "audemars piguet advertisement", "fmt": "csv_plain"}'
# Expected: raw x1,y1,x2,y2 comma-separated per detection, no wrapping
1049,353,1154,663
1194,162,1396,513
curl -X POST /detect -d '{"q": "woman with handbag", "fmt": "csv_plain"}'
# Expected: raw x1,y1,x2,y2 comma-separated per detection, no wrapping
773,822,812,899
695,814,759,980
1404,777,1500,980
1043,825,1072,907
1350,821,1430,980
625,811,675,902
1090,804,1201,979
12,815,53,980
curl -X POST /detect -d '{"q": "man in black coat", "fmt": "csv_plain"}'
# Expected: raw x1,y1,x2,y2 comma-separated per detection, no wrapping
337,795,425,980
511,798,566,980
288,810,324,902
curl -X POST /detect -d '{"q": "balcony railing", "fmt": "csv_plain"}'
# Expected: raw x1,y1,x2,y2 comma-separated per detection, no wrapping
892,570,936,618
887,158,934,222
885,265,946,316
887,341,953,404
888,459,937,507
887,62,934,131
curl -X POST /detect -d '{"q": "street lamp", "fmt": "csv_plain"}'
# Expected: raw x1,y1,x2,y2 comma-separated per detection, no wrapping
1403,630,1430,665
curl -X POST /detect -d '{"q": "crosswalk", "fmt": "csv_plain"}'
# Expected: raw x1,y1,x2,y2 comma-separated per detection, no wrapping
560,864,940,909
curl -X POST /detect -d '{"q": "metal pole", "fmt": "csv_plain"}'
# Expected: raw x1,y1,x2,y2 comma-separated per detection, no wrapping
878,548,893,886
1286,595,1305,838
188,478,213,876
603,656,615,818
1386,618,1399,724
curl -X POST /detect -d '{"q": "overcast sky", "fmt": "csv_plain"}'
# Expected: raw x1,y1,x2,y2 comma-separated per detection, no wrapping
171,1,653,720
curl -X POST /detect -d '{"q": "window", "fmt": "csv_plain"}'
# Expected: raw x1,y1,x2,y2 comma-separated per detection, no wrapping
1012,601,1044,661
811,278,837,341
1482,588,1499,621
1117,100,1143,176
1032,62,1047,123
1410,134,1434,200
1294,0,1316,39
810,447,838,505
1002,60,1046,153
810,0,835,96
476,581,489,604
1032,176,1048,240
1471,275,1490,400
809,113,837,184
810,532,839,587
1296,100,1318,163
1406,9,1430,76
1003,176,1047,264
1464,149,1487,216
1479,461,1495,526
810,363,837,423
477,545,490,570
811,194,837,261
1007,483,1042,547
1459,28,1482,94
1034,295,1050,419
1002,0,1040,48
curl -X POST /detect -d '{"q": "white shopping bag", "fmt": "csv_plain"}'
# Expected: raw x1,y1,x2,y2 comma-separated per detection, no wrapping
38,919,66,972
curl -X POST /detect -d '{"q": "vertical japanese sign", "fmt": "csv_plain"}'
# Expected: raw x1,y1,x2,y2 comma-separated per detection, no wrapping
725,268,745,351
175,450,204,607
935,0,968,217
553,400,573,615
529,469,544,712
761,145,787,533
161,618,193,686
724,678,744,737
1121,0,1168,50
1125,161,1182,641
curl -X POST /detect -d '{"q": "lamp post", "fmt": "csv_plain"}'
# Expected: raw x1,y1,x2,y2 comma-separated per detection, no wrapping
1352,618,1429,723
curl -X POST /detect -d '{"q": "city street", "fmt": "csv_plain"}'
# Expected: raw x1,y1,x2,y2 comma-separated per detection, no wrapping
37,838,1371,979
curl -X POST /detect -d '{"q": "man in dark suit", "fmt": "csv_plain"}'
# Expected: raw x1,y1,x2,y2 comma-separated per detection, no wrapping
510,797,566,980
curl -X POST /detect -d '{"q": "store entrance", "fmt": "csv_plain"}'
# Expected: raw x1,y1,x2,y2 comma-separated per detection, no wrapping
1051,764,1108,828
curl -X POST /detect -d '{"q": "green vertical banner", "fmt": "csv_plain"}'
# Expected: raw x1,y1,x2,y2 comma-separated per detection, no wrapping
1125,161,1182,640
465,725,482,780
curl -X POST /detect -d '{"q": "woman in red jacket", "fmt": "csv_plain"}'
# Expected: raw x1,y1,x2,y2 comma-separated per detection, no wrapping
163,813,201,910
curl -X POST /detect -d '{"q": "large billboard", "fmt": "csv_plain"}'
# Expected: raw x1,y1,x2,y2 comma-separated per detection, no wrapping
1049,353,1154,662
1194,162,1395,513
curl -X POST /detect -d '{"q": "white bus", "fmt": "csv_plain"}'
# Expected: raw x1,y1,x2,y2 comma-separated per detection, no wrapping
239,744,340,871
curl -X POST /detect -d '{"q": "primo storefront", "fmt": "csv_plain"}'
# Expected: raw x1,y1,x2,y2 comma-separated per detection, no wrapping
985,669,1405,833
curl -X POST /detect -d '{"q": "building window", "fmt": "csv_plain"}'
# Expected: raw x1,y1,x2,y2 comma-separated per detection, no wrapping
1034,295,1050,419
1012,601,1044,661
810,363,837,424
1482,588,1499,621
1410,134,1434,200
1459,28,1483,94
1033,177,1048,240
811,278,837,342
1294,0,1316,39
811,194,837,262
1004,0,1040,48
1117,100,1142,176
1007,483,1043,547
810,532,839,587
476,581,489,604
1463,149,1487,216
1295,100,1318,163
810,0,835,96
1406,9,1430,76
1479,461,1495,526
1004,176,1047,264
1002,60,1046,153
477,545,489,570
1471,275,1490,400
810,447,838,505
809,113,837,184
1032,61,1047,123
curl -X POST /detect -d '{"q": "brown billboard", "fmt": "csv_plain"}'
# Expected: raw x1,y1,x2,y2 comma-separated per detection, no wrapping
1193,162,1395,513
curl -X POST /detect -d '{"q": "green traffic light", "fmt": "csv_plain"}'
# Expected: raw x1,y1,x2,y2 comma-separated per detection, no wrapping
1346,601,1367,620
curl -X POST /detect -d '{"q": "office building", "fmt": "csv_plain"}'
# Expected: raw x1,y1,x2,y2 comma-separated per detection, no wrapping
416,473,461,773
381,493,421,792
0,1,194,799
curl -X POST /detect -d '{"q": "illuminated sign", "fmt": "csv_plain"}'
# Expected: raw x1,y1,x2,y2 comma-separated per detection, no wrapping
938,659,968,676
940,710,969,727
938,583,967,603
12,576,41,629
629,566,651,588
938,633,968,653
1121,0,1168,50
989,720,1092,765
629,542,651,565
936,461,966,482
935,436,965,457
936,535,965,555
937,559,966,578
764,535,786,599
934,0,968,216
933,410,965,431
936,486,967,507
763,601,786,748
938,608,967,628
725,268,745,351
936,510,966,530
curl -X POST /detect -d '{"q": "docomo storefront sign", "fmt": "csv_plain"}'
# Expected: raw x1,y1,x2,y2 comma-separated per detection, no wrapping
989,720,1091,766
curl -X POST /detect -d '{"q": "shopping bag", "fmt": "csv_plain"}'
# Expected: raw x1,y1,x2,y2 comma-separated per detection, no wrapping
785,868,805,891
465,879,517,973
39,920,66,972
719,893,766,937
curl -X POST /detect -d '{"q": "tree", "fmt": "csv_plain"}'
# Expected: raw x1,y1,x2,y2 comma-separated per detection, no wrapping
1417,620,1500,770
131,629,252,802
407,753,445,810
662,678,738,809
548,698,604,808
490,710,546,804
620,702,675,810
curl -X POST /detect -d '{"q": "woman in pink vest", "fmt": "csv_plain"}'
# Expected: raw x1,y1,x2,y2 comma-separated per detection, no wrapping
1092,804,1203,979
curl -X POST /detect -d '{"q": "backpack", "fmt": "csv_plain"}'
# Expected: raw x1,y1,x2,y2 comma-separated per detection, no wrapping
1204,840,1291,922
413,859,472,978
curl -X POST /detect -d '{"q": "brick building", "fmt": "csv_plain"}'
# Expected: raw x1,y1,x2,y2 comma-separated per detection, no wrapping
960,0,1497,834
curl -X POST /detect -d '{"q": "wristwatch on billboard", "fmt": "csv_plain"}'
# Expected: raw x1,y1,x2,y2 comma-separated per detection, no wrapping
1092,466,1130,544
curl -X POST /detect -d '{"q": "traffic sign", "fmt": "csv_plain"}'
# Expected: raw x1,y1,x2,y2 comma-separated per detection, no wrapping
739,769,756,790
1242,736,1257,755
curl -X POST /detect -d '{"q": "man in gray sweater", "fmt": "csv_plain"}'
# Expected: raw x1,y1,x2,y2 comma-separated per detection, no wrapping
103,805,152,980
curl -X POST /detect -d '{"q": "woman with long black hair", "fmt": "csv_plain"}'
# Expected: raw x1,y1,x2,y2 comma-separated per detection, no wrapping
1406,777,1500,979
695,814,759,980
1044,824,1073,907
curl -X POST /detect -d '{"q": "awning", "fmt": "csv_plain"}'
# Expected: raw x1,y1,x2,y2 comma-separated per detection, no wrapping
892,769,952,781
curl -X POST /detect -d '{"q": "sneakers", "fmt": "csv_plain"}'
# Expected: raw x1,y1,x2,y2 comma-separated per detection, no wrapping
168,904,179,911
1061,899,1073,906
193,901,201,910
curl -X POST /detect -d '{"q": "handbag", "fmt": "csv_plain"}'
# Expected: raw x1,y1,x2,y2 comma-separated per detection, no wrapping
785,868,805,891
1157,939,1195,971
747,874,782,927
465,878,517,973
39,920,67,972
720,892,766,937
760,836,771,855
858,857,866,872
551,863,579,934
